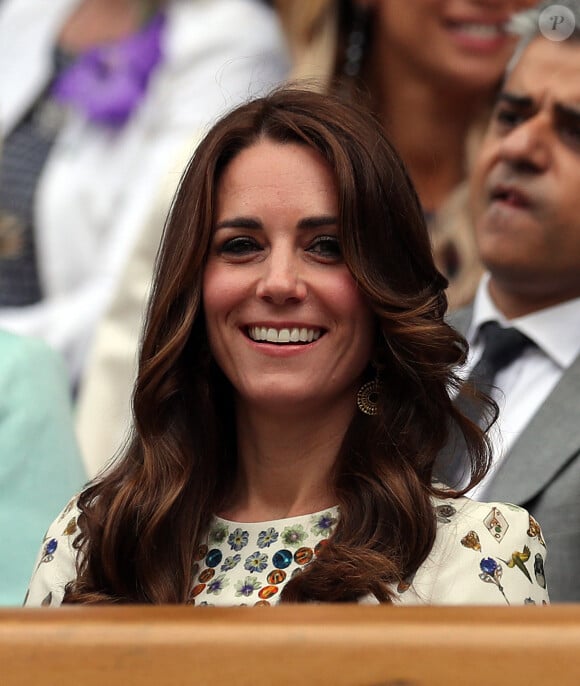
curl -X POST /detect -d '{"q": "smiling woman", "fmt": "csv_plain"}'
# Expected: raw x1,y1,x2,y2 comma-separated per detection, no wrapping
25,88,549,608
203,140,374,418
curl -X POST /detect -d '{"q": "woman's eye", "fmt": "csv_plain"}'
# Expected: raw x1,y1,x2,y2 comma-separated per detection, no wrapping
219,236,261,255
308,235,342,259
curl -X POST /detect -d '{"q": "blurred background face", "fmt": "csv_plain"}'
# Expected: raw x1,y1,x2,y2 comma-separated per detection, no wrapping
469,37,580,302
364,0,538,90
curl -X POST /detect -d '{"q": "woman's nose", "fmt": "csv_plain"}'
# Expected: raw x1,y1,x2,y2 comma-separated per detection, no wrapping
255,249,307,305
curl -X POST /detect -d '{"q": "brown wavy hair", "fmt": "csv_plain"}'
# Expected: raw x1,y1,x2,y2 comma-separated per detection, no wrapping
65,88,492,604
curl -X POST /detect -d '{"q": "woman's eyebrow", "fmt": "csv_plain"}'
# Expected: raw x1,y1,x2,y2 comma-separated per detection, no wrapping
215,215,338,231
297,215,338,229
215,217,261,230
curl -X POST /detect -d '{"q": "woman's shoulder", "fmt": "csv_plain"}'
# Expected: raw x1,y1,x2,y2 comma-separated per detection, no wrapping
395,493,549,606
23,495,82,607
431,492,539,535
430,492,547,564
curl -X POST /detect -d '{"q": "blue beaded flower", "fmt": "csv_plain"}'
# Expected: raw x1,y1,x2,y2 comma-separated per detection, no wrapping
244,552,268,574
220,554,241,572
227,528,249,552
257,527,279,549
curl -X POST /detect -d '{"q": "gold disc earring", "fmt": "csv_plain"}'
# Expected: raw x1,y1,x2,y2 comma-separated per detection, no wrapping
356,379,381,416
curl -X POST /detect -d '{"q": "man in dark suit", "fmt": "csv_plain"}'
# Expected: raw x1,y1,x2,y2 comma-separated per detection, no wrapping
442,1,580,602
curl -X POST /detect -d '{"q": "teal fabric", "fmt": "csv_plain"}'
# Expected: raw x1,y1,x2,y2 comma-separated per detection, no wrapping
0,330,86,605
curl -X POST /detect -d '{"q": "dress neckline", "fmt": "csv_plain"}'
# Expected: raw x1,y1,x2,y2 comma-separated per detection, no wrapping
214,505,340,528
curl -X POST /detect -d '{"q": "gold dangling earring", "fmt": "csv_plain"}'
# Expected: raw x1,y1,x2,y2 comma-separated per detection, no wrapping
356,379,381,416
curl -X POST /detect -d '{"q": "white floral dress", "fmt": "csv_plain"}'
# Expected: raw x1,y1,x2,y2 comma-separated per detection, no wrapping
24,495,550,606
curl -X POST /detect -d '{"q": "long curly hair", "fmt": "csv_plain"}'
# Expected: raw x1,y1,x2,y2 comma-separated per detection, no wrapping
65,88,492,604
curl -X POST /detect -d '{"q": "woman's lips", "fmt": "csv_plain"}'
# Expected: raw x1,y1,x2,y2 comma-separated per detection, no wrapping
445,19,510,53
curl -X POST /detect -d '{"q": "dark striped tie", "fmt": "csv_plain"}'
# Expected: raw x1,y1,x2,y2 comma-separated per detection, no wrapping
436,321,535,488
464,321,535,425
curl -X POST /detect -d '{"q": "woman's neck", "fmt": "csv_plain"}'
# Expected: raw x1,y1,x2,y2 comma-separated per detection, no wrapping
364,49,491,215
220,402,352,522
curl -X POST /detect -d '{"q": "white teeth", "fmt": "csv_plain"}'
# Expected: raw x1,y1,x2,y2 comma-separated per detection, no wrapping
248,326,322,344
455,23,502,38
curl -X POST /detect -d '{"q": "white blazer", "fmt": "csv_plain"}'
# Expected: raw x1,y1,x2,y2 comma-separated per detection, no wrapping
0,0,289,382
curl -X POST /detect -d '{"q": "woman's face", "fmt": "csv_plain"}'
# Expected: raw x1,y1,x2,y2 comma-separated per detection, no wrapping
203,139,375,415
365,0,537,90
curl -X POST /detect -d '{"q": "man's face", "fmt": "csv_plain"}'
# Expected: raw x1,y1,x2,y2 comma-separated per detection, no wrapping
470,37,580,311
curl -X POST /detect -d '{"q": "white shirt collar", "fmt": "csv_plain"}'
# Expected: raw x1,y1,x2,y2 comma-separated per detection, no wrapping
469,273,580,370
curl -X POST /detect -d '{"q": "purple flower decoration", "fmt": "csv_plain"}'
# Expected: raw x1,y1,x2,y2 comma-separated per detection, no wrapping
235,576,261,598
52,12,166,128
310,511,338,537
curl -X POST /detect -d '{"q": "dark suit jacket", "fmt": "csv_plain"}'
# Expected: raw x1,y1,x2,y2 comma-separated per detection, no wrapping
446,306,580,602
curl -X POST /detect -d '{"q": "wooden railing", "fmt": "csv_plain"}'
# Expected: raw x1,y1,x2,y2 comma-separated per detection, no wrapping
2,605,579,685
